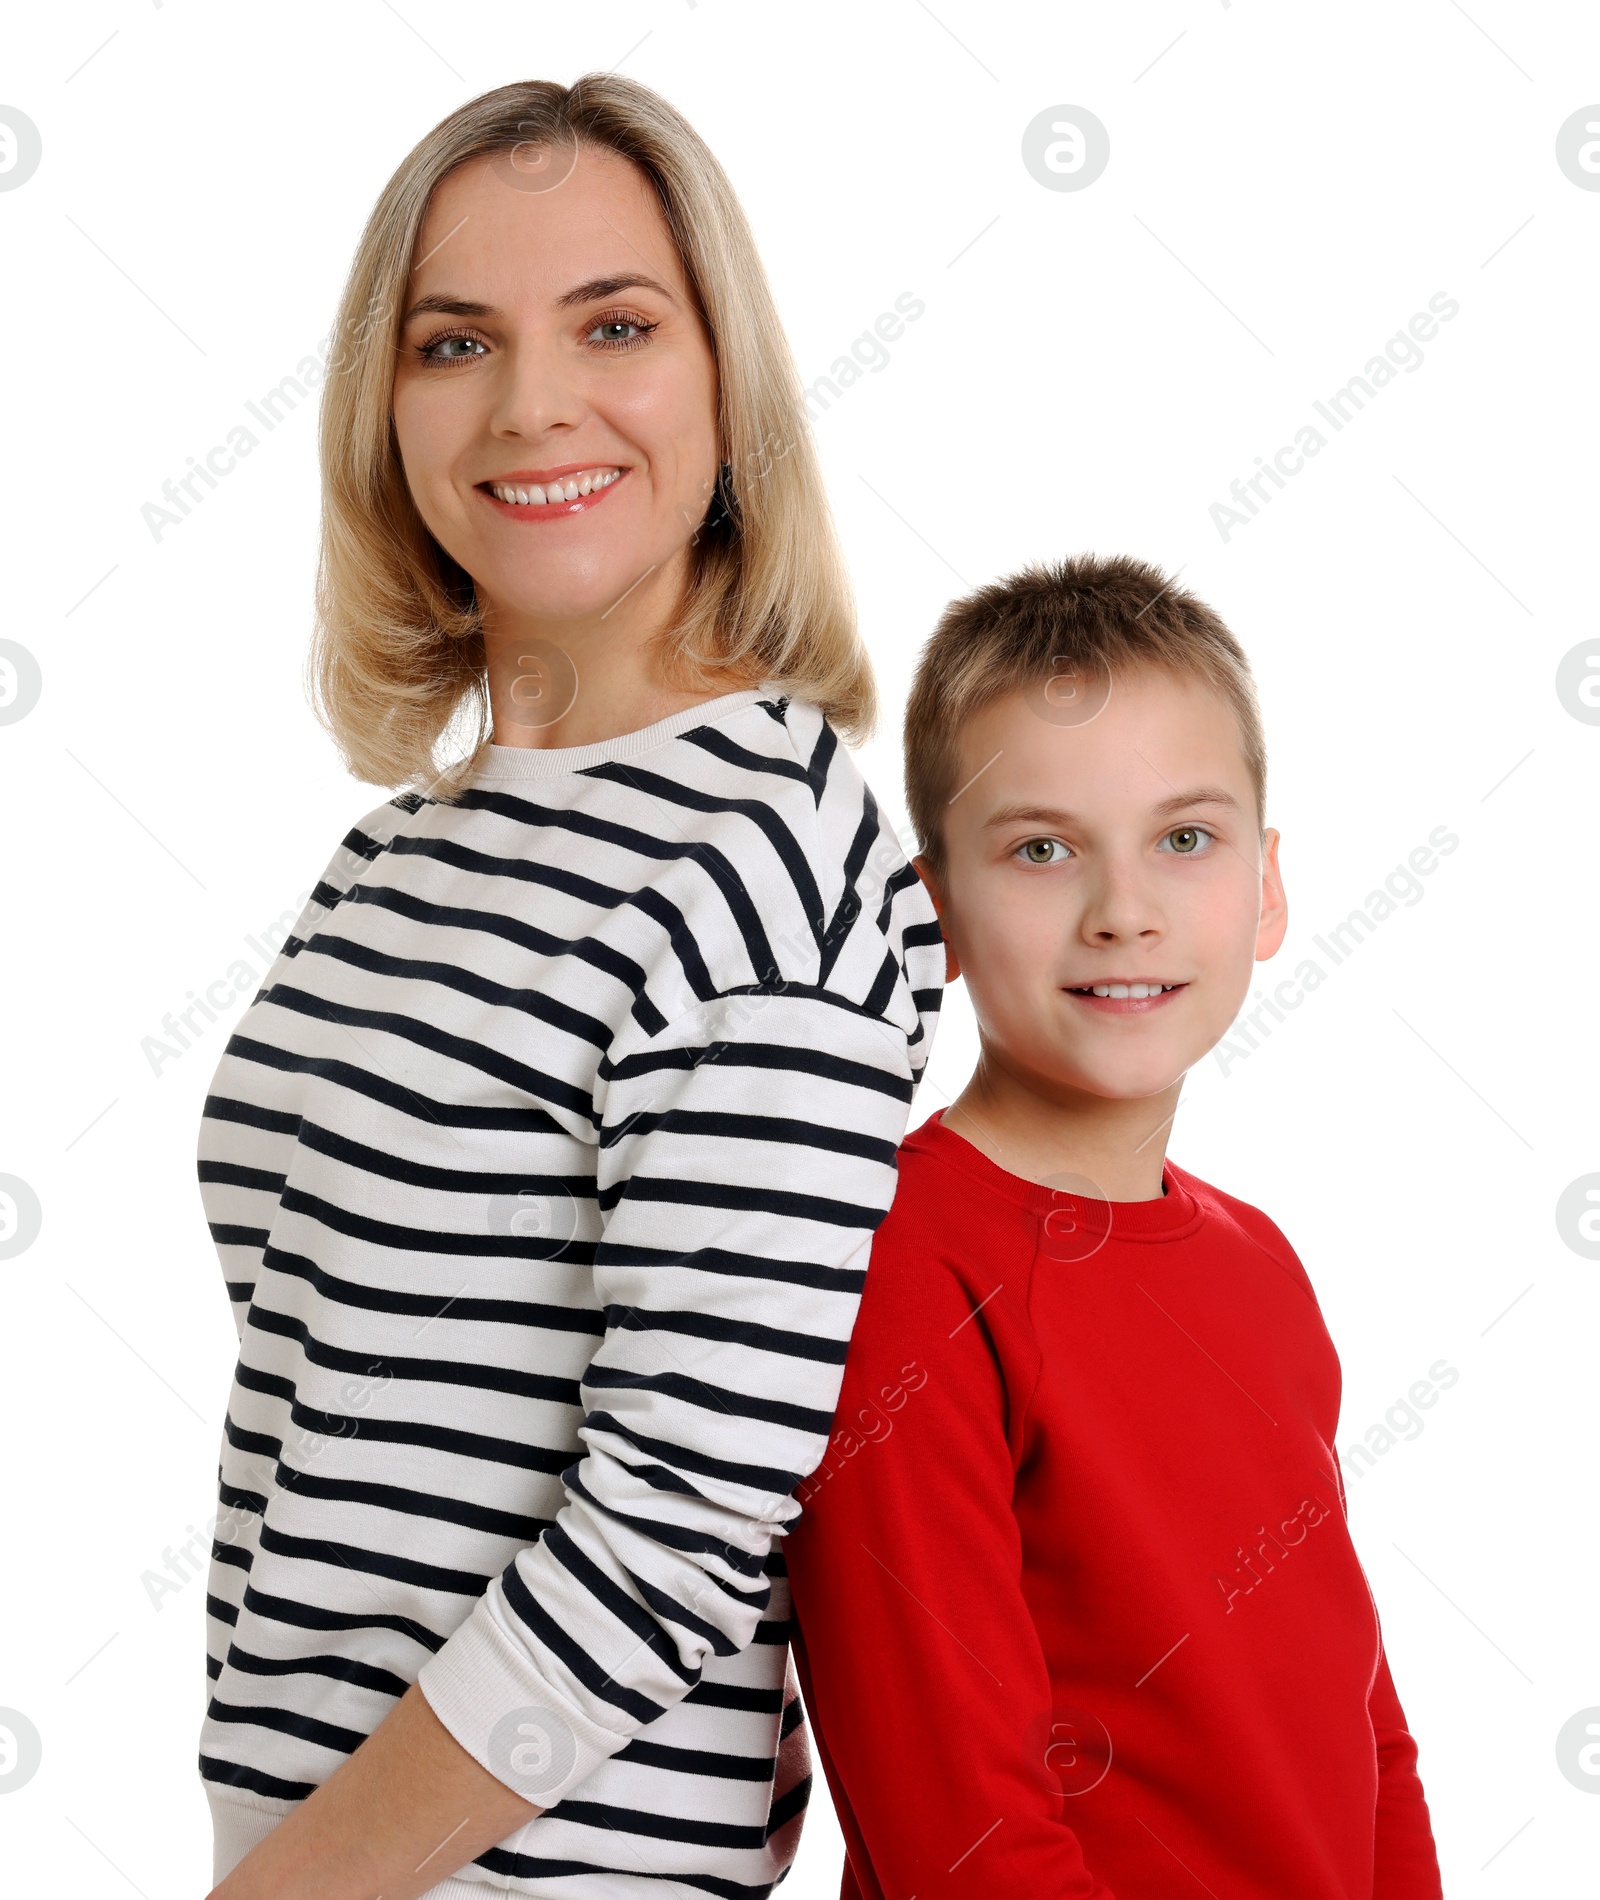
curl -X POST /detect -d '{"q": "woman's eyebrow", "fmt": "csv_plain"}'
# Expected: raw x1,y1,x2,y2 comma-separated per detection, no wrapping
401,293,496,324
554,272,679,310
401,274,679,326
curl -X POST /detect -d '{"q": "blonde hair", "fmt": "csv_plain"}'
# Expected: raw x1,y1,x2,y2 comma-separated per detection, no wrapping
309,75,871,794
905,553,1267,873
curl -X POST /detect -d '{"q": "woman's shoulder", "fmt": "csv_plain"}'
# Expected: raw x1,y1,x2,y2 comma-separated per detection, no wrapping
668,689,853,802
294,788,429,922
646,692,944,1039
689,692,896,861
709,691,932,892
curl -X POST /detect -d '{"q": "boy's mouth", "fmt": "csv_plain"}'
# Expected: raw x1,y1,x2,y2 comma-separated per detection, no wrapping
1065,981,1187,1015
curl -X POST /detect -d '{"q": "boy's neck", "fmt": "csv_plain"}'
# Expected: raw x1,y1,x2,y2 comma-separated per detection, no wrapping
943,1054,1181,1202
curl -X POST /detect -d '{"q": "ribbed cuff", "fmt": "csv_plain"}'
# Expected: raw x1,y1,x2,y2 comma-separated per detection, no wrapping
210,1791,290,1885
416,1588,629,1811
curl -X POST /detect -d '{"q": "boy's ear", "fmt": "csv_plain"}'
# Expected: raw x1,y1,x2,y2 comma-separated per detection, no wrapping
911,854,961,984
1255,828,1289,961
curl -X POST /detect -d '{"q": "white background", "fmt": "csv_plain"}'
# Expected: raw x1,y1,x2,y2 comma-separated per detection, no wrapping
1,2,1596,1893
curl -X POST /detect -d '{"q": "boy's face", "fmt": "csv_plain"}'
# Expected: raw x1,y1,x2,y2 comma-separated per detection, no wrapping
922,668,1287,1103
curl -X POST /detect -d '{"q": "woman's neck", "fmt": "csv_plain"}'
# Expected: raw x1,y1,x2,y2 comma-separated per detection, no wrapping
480,563,758,750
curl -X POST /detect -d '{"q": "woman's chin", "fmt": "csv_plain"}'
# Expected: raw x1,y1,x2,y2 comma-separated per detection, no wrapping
480,549,683,627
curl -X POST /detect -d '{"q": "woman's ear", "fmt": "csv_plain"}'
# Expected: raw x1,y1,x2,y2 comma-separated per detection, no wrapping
912,854,961,984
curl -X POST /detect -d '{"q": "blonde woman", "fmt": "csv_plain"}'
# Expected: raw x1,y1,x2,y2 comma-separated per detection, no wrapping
198,76,942,1900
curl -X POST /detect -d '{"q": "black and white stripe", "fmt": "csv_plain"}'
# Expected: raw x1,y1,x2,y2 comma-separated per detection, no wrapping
197,690,943,1896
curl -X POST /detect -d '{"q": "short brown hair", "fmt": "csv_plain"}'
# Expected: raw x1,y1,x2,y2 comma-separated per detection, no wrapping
905,553,1266,873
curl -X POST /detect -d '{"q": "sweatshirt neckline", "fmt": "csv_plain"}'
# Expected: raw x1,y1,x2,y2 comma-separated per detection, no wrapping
470,687,771,783
912,1108,1204,1242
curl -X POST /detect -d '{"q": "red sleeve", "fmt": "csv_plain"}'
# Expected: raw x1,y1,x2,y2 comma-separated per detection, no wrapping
1368,1643,1444,1899
783,1225,1116,1898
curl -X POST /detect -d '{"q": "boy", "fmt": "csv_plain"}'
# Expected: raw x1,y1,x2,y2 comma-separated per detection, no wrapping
784,555,1444,1898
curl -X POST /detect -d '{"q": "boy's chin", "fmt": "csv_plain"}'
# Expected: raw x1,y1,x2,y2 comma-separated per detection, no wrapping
1082,1067,1188,1104
1028,1047,1192,1105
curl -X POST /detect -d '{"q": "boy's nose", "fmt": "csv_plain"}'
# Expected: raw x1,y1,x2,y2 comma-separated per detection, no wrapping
1077,865,1164,942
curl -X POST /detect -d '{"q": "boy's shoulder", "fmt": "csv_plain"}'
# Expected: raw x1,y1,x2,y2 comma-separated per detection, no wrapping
884,1114,1003,1236
1162,1160,1322,1308
854,1116,1022,1319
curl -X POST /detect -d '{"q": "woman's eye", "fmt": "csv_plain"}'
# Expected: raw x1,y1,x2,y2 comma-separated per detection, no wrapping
419,331,486,364
1017,837,1067,865
1162,825,1214,854
587,314,660,350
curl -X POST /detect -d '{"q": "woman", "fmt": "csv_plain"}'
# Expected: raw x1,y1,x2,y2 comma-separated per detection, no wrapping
198,76,943,1900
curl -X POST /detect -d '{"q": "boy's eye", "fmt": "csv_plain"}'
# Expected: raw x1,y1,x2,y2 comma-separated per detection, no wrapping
1017,837,1068,865
1162,825,1214,854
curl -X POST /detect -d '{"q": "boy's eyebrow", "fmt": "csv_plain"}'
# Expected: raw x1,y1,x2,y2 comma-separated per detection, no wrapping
1151,787,1241,817
401,275,679,326
980,788,1241,829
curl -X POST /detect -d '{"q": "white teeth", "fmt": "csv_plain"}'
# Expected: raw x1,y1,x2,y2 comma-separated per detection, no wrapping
489,468,619,506
1088,982,1170,998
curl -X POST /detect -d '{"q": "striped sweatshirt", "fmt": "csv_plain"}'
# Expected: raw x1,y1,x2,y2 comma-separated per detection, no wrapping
195,688,944,1897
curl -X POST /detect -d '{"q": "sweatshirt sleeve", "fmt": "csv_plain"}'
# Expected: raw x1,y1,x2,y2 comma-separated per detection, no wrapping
416,962,939,1809
1369,1642,1445,1899
783,1222,1117,1899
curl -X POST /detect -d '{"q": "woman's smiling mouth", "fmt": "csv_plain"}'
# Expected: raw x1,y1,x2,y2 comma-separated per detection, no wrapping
477,464,626,515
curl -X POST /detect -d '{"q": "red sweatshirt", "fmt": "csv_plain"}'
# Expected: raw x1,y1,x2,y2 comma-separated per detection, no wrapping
785,1111,1443,1899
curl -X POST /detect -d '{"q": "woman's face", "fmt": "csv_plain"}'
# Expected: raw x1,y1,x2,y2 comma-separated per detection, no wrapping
392,143,721,628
